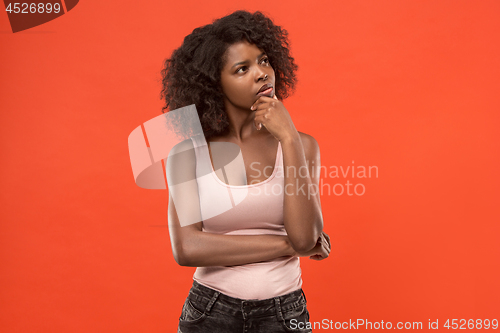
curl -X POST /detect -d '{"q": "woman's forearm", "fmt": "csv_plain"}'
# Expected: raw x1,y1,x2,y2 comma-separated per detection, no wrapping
176,232,294,267
281,135,323,252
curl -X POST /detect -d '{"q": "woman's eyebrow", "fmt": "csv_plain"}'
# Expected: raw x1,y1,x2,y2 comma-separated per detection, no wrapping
231,52,266,69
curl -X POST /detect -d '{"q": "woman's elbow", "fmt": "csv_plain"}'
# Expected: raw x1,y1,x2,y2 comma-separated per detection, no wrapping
172,249,186,266
172,245,195,267
291,237,317,253
289,220,323,252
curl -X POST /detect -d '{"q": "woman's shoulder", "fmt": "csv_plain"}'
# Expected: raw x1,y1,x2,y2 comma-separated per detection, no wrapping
297,131,320,158
169,133,205,156
170,137,195,154
297,131,318,144
166,138,197,177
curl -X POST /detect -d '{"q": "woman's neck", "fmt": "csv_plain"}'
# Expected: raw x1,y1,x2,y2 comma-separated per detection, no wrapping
223,103,260,142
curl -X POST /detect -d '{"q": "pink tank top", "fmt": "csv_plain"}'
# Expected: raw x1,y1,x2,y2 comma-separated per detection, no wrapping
190,134,302,300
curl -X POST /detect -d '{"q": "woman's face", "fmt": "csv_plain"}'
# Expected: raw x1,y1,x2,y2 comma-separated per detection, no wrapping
220,40,275,111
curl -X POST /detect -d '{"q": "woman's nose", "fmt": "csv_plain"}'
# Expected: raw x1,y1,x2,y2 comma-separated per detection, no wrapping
255,69,267,82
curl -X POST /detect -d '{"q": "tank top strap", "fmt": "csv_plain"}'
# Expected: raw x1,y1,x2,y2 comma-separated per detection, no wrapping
190,134,213,175
190,133,207,151
277,141,283,168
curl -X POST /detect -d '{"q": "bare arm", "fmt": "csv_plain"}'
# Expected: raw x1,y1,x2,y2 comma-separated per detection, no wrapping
168,194,294,267
280,132,323,252
166,138,294,267
253,96,324,253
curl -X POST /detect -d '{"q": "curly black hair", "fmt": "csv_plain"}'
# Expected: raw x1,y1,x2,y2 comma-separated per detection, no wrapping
160,10,298,139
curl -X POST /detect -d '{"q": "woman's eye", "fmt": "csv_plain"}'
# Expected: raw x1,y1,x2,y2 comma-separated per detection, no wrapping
261,57,270,65
236,66,247,73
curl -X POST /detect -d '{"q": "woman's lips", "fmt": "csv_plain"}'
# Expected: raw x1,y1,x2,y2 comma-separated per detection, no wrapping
257,87,273,97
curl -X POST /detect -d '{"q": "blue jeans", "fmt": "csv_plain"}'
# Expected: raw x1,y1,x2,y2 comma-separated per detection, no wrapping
178,280,312,332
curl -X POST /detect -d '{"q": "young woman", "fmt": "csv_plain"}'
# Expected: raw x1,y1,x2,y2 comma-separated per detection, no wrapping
161,10,330,333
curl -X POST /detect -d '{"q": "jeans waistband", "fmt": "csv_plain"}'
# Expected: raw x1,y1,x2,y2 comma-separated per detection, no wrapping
189,280,306,316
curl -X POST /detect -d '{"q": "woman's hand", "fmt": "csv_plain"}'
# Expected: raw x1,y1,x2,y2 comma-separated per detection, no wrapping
289,232,331,261
251,95,299,143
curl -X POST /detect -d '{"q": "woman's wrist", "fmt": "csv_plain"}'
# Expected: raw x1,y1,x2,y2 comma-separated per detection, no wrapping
279,131,300,146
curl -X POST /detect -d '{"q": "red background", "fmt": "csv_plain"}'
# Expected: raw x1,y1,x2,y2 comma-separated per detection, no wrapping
1,0,499,332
